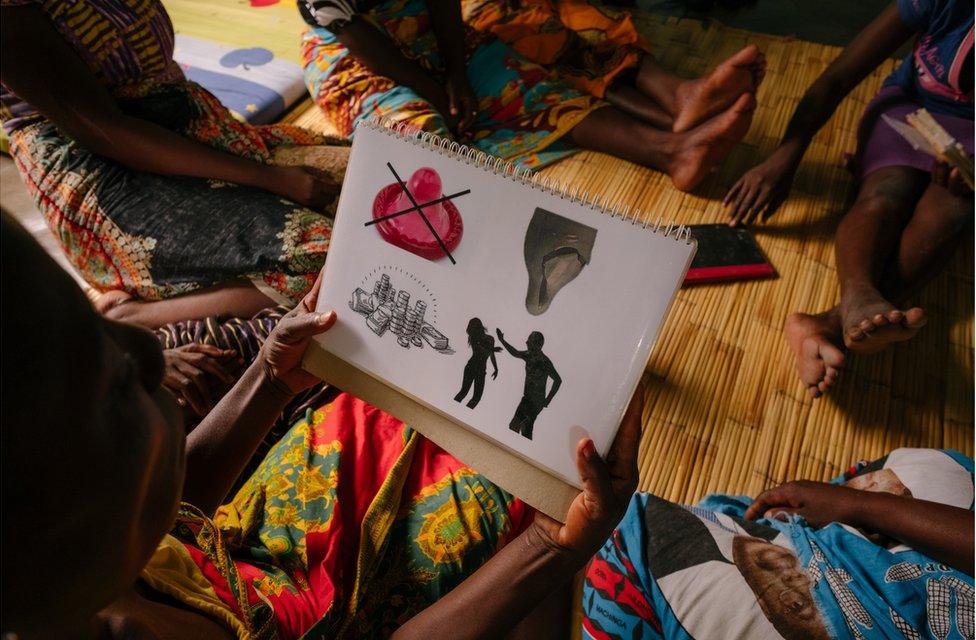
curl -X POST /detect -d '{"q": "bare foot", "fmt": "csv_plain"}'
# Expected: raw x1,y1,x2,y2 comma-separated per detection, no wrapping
671,45,765,133
840,287,927,354
785,310,846,398
669,93,756,191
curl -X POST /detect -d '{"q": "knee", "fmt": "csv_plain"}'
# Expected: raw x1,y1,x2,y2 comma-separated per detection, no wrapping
939,192,974,231
852,191,915,222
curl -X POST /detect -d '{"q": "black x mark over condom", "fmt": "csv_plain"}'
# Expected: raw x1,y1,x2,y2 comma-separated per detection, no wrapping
523,207,598,316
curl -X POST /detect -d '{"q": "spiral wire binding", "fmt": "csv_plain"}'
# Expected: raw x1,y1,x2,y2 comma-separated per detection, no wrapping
362,117,693,244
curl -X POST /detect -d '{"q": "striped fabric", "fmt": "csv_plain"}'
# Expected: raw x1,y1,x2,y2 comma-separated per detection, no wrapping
0,0,184,133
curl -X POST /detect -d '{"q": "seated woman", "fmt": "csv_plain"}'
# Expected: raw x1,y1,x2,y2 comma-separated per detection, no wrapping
1,212,644,639
0,0,347,330
462,0,767,133
299,0,762,191
723,0,973,397
581,448,974,639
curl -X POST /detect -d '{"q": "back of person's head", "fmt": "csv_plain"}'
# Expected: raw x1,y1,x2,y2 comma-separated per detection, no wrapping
1,213,184,638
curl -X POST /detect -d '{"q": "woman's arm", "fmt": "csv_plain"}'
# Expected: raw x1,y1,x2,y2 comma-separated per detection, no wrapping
746,480,975,575
181,280,337,514
331,17,447,114
725,1,915,225
392,385,644,639
425,0,477,132
0,6,337,208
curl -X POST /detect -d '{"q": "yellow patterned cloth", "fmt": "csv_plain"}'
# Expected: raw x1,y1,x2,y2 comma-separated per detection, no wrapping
145,392,532,639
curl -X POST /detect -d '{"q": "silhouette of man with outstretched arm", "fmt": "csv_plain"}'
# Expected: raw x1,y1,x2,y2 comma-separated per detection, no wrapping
496,329,561,439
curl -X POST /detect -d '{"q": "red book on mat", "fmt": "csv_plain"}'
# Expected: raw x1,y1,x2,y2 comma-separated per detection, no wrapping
683,224,776,285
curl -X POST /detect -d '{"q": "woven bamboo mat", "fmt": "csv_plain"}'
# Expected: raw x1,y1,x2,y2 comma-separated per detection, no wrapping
286,12,973,504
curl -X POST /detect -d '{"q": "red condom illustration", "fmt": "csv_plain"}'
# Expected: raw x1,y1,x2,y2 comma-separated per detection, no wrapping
370,166,465,262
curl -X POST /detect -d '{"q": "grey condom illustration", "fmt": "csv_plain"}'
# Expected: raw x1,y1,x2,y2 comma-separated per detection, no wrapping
523,208,597,315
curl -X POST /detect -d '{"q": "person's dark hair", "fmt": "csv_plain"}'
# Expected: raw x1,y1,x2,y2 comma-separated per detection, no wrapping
466,317,487,346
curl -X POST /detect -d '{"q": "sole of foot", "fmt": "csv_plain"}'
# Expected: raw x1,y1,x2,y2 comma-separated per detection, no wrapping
785,311,846,399
669,92,756,192
841,291,927,354
672,44,765,133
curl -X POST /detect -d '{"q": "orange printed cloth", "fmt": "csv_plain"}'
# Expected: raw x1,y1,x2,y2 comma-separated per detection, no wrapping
463,0,651,98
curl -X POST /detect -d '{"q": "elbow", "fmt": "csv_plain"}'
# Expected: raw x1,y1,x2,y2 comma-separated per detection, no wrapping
67,125,116,157
58,110,125,158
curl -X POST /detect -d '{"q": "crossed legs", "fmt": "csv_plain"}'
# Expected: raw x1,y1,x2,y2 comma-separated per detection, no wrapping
570,46,765,192
786,166,973,397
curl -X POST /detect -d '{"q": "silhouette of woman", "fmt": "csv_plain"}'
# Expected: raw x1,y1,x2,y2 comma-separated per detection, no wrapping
454,318,501,409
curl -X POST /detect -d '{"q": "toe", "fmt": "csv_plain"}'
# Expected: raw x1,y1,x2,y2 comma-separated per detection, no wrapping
730,44,761,66
822,346,845,369
808,386,822,398
872,313,889,326
903,307,927,329
885,309,904,324
859,318,877,334
847,326,865,341
735,92,757,112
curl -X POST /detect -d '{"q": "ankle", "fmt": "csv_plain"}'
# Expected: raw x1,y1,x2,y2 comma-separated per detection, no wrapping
635,55,680,114
840,281,880,302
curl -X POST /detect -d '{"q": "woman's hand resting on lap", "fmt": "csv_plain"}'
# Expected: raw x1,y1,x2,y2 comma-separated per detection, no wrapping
931,158,974,197
267,165,341,210
163,344,238,416
445,69,478,136
530,383,644,562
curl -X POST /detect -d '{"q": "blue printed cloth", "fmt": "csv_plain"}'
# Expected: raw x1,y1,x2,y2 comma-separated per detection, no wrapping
885,0,974,118
582,448,975,639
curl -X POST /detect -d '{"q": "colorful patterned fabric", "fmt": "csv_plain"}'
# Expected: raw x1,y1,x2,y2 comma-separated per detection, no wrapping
153,305,333,490
2,0,341,302
142,392,531,639
300,0,606,170
885,0,974,118
582,448,975,640
7,80,337,302
0,0,183,133
462,0,650,99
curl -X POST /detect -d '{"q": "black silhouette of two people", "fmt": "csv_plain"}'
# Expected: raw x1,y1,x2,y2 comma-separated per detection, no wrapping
454,317,562,440
454,318,501,409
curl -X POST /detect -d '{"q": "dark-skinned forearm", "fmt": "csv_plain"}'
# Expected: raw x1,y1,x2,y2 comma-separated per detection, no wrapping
426,0,467,75
847,492,974,575
334,18,441,100
391,524,579,640
771,2,914,165
182,362,293,514
0,5,281,190
74,113,285,188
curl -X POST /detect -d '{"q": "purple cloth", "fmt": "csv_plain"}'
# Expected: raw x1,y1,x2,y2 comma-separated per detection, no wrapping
853,85,974,180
